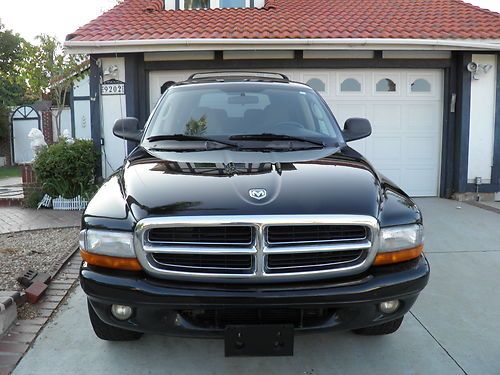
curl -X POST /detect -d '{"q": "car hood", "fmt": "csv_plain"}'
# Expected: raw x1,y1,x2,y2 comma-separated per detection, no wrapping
120,146,383,221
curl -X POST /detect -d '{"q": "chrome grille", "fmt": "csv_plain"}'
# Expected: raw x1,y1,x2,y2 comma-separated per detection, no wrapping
134,215,379,283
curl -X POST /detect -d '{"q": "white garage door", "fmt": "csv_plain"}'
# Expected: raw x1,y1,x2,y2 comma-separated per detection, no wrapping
149,69,443,197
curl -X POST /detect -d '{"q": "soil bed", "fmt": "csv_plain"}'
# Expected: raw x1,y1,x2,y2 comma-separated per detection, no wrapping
0,227,79,319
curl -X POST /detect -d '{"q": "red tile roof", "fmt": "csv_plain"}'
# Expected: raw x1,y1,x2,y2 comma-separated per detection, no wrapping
67,0,500,42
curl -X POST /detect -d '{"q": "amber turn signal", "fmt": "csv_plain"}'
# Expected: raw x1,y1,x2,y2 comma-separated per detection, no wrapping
80,249,142,271
373,244,424,266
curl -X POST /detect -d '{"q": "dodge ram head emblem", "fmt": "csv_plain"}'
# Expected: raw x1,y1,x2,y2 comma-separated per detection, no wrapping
249,188,267,200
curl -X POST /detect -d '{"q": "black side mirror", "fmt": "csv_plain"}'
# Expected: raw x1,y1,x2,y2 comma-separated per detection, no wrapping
342,118,372,142
113,117,142,142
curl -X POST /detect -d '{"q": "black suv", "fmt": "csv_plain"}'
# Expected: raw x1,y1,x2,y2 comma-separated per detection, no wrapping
79,72,429,356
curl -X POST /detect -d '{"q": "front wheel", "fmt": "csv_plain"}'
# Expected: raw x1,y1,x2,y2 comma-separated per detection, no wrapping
352,316,404,335
87,300,143,341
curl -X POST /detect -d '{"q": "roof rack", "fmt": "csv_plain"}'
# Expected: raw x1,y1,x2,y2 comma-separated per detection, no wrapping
187,71,290,82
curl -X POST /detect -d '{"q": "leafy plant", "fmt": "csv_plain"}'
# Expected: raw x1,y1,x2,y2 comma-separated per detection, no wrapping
185,115,207,136
23,188,44,209
33,139,98,199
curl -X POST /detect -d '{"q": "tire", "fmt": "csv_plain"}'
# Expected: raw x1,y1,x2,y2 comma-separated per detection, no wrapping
352,316,404,336
87,300,143,341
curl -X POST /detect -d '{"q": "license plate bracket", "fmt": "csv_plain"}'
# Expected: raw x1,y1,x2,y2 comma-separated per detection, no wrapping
224,324,294,357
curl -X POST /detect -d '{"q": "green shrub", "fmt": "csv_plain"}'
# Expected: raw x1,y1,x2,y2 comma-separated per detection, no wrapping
33,139,98,199
23,187,43,208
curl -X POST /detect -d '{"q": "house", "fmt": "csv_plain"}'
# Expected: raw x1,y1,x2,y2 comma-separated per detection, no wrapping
64,0,500,200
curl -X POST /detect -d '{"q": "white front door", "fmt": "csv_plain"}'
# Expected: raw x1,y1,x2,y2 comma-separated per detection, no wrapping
148,69,443,197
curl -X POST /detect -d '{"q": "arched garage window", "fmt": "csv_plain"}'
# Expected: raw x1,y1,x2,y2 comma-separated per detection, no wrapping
340,78,361,92
411,78,431,92
306,78,326,92
376,78,397,92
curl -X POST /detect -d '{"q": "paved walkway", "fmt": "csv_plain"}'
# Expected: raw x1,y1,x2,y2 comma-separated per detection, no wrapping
0,208,81,234
10,198,500,375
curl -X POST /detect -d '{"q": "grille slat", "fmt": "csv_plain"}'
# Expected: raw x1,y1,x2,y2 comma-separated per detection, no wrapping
152,253,252,272
267,225,367,244
267,249,364,272
148,226,252,245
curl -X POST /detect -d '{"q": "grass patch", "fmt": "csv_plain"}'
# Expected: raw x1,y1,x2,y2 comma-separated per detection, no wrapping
0,166,21,179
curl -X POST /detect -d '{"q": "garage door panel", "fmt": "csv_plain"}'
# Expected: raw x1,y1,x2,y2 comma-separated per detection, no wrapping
334,103,367,126
402,168,439,197
372,104,402,132
405,136,440,163
371,137,402,161
406,103,441,132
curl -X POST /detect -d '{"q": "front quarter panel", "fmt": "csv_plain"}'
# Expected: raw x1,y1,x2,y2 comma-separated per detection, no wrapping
378,188,422,227
82,173,137,231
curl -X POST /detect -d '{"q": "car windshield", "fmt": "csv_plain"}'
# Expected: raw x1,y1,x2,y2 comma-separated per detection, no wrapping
144,82,341,146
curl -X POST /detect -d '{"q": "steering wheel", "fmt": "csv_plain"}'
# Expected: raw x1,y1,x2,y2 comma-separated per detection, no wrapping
273,121,306,130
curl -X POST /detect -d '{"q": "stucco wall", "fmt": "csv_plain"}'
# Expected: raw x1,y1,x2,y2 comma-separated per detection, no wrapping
468,54,497,184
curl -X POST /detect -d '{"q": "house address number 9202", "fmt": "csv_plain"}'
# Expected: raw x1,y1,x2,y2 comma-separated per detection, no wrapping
101,79,125,95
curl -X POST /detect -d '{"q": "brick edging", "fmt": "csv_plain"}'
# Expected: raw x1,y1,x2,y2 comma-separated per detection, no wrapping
466,201,500,215
0,250,81,374
0,199,23,207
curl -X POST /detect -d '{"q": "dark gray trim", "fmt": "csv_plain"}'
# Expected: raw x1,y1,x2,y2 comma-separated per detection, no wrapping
73,96,91,101
454,52,472,193
249,0,255,6
175,0,180,9
143,58,451,71
89,56,103,178
491,52,500,187
125,54,140,153
440,52,458,198
465,183,500,193
70,86,76,137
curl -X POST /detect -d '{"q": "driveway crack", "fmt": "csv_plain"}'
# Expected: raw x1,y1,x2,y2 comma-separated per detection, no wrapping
410,311,468,375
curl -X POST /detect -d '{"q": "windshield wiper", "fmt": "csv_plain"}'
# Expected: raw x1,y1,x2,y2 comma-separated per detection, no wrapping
147,134,238,148
229,133,326,147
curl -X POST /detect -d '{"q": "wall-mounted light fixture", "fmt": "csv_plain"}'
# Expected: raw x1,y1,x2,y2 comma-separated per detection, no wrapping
467,62,493,80
103,64,119,79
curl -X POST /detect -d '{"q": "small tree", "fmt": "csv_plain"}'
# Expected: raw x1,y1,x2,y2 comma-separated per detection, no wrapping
0,24,30,139
24,35,86,137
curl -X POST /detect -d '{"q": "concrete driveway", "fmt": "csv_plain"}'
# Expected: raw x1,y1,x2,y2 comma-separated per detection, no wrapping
12,198,500,375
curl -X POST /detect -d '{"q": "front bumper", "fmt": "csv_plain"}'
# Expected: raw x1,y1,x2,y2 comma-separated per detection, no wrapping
81,255,429,337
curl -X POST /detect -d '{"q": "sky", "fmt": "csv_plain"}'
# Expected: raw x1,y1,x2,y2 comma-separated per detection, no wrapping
0,0,499,44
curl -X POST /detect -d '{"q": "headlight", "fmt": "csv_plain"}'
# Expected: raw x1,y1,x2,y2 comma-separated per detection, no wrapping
374,224,424,266
379,224,423,253
79,230,135,258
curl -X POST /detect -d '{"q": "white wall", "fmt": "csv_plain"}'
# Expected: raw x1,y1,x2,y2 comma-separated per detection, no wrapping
73,100,91,140
100,57,128,177
73,74,90,97
468,54,497,183
52,107,72,142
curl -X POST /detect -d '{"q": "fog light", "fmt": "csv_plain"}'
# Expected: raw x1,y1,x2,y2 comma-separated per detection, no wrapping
111,304,133,320
379,300,400,314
